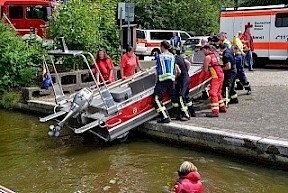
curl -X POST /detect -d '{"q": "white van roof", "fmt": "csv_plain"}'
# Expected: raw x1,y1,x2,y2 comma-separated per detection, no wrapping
223,4,287,11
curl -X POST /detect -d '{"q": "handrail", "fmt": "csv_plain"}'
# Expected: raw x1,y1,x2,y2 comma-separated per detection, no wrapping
91,66,157,97
2,13,16,31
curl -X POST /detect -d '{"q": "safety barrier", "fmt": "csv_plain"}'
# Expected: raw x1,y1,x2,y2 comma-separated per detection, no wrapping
22,68,121,102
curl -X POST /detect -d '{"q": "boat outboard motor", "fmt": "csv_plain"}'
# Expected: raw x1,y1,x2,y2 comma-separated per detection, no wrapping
48,87,93,137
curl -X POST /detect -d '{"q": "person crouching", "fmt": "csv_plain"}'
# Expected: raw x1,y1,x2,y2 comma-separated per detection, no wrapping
172,161,203,193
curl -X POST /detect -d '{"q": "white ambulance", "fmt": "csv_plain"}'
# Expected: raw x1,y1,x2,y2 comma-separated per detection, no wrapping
220,4,288,62
135,29,191,57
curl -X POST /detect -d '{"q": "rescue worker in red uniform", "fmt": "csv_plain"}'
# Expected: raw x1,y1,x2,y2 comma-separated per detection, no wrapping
202,45,226,117
172,161,203,193
154,41,179,123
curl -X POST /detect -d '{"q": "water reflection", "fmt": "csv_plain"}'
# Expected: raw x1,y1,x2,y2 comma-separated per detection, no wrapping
0,109,288,193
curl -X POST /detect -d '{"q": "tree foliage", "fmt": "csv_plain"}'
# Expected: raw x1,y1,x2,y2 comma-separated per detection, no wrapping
124,0,233,35
48,0,120,67
0,20,44,94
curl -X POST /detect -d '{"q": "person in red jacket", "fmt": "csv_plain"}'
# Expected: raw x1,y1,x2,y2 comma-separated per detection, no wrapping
241,23,255,71
172,161,203,193
94,48,115,85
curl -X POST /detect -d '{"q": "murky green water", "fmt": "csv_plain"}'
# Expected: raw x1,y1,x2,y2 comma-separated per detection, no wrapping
0,109,288,193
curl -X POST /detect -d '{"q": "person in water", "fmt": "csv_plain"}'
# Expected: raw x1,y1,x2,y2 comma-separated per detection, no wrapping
172,161,203,193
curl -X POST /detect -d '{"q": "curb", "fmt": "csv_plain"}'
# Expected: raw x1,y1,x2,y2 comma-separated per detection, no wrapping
140,121,288,168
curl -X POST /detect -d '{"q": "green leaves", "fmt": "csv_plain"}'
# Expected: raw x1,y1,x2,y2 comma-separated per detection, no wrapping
48,0,120,67
0,20,44,94
126,0,233,35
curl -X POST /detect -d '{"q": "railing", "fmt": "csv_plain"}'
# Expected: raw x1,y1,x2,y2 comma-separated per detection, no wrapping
22,68,120,102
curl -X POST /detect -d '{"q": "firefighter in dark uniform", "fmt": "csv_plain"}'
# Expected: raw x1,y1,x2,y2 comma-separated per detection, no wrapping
219,43,238,105
154,41,179,123
170,48,196,120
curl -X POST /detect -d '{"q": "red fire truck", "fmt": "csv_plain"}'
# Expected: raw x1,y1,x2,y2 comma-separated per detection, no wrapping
0,0,57,38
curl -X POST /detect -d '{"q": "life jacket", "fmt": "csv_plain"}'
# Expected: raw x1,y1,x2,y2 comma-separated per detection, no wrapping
173,171,203,193
44,73,52,89
208,52,223,79
156,52,176,82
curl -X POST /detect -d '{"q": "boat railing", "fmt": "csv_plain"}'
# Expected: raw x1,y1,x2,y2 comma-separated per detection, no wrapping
44,37,117,114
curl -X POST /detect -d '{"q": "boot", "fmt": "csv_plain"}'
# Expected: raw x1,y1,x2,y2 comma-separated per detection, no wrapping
244,83,252,95
219,105,227,113
157,109,171,123
229,98,239,104
206,112,219,117
188,105,196,117
235,81,244,90
176,107,190,121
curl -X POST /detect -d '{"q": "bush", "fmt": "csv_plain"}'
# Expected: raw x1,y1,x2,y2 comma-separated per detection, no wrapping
0,20,44,94
48,0,120,68
0,91,21,109
127,0,234,35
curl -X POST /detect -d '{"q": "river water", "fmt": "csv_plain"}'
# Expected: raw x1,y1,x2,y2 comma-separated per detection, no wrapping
0,109,288,193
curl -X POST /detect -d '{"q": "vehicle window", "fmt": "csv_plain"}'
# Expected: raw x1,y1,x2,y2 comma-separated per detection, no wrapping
26,5,49,21
275,13,288,27
180,32,190,40
192,39,200,44
1,6,4,17
185,39,200,45
150,32,173,40
9,6,23,19
137,30,146,39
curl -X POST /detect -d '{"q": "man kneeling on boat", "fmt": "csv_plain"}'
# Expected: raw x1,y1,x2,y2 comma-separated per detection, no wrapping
154,41,184,123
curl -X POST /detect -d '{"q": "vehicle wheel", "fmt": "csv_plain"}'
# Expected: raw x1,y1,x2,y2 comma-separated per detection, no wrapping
151,49,160,56
117,132,129,143
252,53,258,67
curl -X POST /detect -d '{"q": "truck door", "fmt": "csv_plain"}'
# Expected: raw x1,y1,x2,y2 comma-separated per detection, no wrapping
25,5,49,37
6,4,27,35
270,11,288,60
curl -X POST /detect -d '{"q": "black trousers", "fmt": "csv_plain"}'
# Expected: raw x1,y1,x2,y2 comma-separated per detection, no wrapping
154,79,177,103
222,70,237,98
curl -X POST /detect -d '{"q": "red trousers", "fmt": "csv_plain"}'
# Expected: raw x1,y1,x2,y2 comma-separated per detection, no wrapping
209,77,224,114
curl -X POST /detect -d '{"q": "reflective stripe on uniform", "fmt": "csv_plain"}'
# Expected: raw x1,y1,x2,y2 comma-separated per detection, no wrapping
172,102,179,107
210,102,219,110
218,100,225,107
179,96,190,118
155,95,168,118
186,101,193,107
230,94,238,99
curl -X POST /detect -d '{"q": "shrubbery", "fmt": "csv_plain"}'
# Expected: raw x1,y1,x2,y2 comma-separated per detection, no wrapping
48,0,120,67
0,20,44,95
126,0,233,35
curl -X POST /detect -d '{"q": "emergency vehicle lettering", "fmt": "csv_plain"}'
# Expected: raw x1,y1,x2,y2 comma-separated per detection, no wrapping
145,42,161,47
136,39,160,47
221,9,288,17
220,4,288,61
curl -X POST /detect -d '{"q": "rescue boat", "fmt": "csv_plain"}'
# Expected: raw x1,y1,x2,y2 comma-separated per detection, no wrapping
40,38,210,142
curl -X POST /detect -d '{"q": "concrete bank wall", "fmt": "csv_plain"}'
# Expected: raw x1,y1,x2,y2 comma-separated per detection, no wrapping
140,121,288,169
12,94,288,168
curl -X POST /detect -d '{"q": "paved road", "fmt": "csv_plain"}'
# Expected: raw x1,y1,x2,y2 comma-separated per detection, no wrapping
173,66,288,141
140,60,288,140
